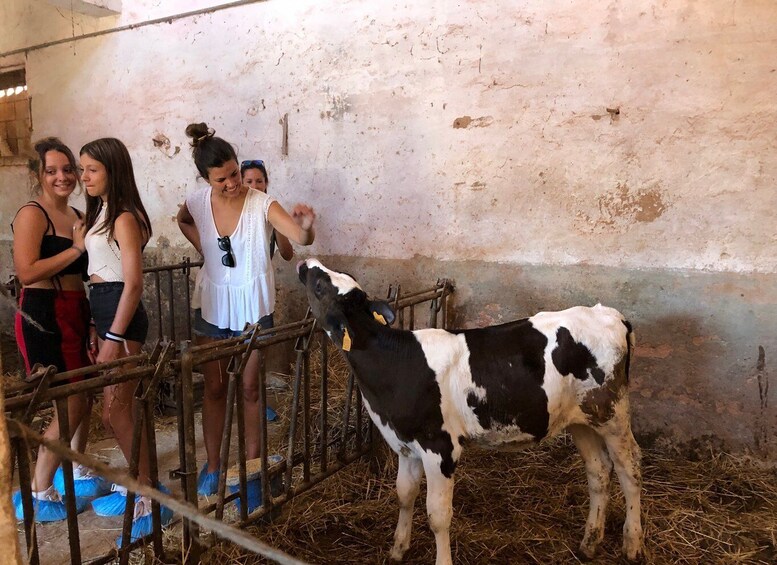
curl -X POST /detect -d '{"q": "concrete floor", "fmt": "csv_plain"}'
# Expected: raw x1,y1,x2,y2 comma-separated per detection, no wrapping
16,392,289,564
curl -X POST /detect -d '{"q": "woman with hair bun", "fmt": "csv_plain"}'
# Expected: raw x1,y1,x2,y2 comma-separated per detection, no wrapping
11,137,104,522
177,122,315,507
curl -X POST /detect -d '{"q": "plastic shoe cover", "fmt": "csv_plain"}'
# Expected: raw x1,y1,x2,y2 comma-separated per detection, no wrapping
266,406,278,422
115,484,174,547
92,484,131,516
13,486,87,522
197,463,220,496
53,465,111,499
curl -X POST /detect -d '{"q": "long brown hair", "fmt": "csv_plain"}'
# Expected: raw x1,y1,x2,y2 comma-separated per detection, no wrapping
80,138,152,243
28,137,81,196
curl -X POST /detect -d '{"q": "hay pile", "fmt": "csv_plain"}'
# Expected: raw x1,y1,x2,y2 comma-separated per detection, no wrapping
202,440,776,564
200,338,777,565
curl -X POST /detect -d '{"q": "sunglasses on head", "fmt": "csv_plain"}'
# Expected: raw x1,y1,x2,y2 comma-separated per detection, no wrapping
240,159,264,170
218,235,236,268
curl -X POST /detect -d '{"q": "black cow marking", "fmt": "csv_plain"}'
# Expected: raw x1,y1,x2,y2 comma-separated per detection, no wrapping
552,326,606,384
461,320,550,440
348,330,458,478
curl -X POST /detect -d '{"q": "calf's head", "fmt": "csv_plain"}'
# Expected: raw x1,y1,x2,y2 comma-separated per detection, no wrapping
297,259,395,351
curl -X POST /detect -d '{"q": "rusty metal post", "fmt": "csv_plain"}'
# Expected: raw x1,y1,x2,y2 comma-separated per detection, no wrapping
154,271,163,342
167,269,176,342
118,379,146,565
339,371,355,461
183,258,193,342
319,334,328,473
15,437,38,565
302,348,311,483
258,347,270,515
179,342,201,563
215,372,237,521
54,398,81,564
285,350,304,491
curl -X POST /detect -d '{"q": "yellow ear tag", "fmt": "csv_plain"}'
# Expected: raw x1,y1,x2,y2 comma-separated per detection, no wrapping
342,328,352,351
373,312,387,325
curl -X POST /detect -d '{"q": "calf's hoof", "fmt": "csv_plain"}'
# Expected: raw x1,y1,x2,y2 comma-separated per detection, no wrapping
622,541,645,562
575,541,597,561
389,544,407,561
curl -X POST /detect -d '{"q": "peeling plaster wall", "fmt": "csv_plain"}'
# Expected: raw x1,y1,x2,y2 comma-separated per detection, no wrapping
1,0,776,454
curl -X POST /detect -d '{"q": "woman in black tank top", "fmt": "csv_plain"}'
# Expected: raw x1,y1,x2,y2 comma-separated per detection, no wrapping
11,138,104,522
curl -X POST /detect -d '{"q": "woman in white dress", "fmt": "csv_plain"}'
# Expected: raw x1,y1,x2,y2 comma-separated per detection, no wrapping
176,122,315,502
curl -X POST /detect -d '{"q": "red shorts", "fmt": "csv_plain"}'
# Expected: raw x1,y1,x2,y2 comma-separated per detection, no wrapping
15,288,92,382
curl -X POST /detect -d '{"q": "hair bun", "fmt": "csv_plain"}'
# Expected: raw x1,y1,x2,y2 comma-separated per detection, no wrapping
185,122,215,147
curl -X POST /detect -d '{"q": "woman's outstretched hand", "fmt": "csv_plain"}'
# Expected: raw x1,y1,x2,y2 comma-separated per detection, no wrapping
291,204,316,231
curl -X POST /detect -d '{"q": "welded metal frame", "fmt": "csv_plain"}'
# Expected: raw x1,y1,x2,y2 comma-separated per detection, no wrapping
3,258,454,565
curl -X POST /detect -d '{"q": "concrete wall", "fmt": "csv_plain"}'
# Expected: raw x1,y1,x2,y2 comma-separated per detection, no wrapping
0,0,775,456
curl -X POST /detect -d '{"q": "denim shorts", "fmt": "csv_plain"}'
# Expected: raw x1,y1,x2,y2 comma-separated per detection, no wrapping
193,309,274,339
89,282,149,343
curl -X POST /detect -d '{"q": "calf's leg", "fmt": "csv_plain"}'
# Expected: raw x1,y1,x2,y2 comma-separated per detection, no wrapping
390,455,423,561
568,424,613,558
602,419,643,560
422,458,455,565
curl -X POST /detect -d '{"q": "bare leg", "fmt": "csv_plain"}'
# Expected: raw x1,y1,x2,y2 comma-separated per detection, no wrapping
422,457,455,565
390,454,423,561
101,339,151,485
199,335,230,472
242,349,262,460
602,412,643,560
71,396,93,454
568,423,613,558
31,393,89,491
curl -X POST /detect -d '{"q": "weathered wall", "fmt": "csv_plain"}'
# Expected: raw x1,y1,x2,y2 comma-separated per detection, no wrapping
0,0,775,455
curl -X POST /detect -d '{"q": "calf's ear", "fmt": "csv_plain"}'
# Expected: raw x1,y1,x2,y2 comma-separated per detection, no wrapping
368,300,396,326
325,313,356,351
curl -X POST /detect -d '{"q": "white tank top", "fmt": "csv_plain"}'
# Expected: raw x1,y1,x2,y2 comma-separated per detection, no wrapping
85,203,124,282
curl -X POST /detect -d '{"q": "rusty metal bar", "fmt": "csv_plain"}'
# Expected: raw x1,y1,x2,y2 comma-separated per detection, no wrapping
118,379,146,565
154,271,163,342
178,342,201,562
5,419,310,565
167,268,177,342
5,365,154,411
183,258,193,341
215,371,238,521
339,371,355,461
302,348,310,483
55,398,81,564
15,436,38,565
5,354,149,396
319,334,328,473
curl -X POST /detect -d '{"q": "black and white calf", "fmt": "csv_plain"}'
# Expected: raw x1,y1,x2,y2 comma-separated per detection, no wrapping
297,259,643,565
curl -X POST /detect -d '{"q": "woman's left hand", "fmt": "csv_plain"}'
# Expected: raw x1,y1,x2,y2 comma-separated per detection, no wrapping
87,327,99,364
291,204,316,230
95,339,122,365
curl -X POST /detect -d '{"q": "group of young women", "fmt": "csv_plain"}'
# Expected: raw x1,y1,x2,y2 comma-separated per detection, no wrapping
12,123,316,543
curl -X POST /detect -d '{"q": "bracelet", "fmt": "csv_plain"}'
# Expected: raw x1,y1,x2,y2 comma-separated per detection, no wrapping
104,331,126,343
105,330,130,354
71,245,86,255
89,321,96,327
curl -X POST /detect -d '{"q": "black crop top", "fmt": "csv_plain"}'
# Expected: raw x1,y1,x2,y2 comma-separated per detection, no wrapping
11,201,89,279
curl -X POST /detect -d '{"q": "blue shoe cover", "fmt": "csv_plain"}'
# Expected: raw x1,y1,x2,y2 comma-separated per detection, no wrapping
197,463,220,496
266,406,278,422
13,487,87,522
53,466,110,499
115,484,174,546
92,488,131,517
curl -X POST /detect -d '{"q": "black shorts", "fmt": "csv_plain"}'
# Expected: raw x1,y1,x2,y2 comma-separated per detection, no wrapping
89,282,149,343
14,288,92,382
